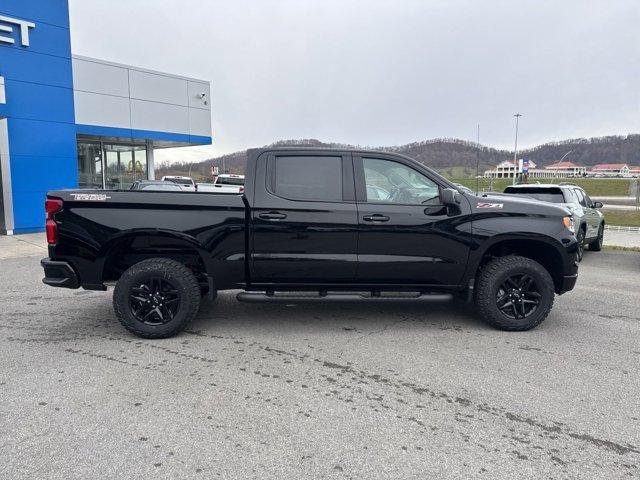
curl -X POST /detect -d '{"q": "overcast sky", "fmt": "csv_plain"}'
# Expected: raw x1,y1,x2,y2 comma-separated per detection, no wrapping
69,0,640,163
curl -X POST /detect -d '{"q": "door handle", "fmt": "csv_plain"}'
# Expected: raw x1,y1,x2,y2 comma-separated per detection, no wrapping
363,214,390,222
259,211,287,220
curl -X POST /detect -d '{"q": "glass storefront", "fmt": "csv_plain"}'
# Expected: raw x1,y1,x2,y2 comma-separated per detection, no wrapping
77,140,148,189
77,141,103,189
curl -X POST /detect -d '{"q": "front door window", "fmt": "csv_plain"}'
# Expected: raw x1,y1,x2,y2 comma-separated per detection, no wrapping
363,158,440,205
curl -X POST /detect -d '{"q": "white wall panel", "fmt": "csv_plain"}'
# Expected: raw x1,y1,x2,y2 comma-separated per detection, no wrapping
72,58,129,98
189,108,212,137
129,70,188,106
74,91,131,129
130,99,189,135
72,56,211,140
187,81,211,110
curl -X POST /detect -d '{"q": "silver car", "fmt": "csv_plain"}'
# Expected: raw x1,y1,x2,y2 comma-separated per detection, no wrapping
504,183,605,260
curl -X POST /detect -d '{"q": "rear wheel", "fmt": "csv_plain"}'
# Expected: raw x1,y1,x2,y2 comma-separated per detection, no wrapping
113,258,201,339
588,223,604,251
474,256,555,331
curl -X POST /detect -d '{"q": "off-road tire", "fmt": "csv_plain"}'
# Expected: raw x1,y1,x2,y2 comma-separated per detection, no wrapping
576,227,585,262
474,255,555,331
588,223,604,251
113,258,201,339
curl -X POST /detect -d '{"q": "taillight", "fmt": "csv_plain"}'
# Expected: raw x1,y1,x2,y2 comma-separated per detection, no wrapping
239,186,245,194
45,198,63,245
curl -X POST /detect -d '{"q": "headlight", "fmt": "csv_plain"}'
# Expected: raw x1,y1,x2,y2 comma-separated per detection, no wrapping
563,216,575,233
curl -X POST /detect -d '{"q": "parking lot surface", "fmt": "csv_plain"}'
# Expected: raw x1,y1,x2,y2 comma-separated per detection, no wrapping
1,249,639,479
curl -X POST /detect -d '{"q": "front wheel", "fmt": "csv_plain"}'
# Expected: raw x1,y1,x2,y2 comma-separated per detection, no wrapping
474,256,555,331
113,258,201,339
576,227,585,262
588,223,604,251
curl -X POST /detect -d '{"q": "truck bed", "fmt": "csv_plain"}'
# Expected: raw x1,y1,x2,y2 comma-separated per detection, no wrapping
46,189,247,290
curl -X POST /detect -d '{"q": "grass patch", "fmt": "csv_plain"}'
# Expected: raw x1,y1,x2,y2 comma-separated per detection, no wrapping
446,177,633,197
602,209,640,227
602,245,640,253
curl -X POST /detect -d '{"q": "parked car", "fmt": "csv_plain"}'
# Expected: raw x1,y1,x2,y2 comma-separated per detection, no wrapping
41,148,579,338
197,174,245,194
130,180,183,191
198,174,245,193
504,183,604,260
161,176,196,192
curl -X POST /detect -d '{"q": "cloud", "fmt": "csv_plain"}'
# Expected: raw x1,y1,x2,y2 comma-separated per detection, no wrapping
70,0,640,164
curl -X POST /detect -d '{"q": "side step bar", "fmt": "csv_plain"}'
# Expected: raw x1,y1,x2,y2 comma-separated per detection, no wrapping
236,291,453,303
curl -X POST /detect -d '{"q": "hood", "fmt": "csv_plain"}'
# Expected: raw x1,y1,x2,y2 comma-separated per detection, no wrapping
466,192,572,217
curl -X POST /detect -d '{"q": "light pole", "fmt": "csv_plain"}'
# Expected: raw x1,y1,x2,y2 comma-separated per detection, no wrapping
512,113,523,185
558,149,573,163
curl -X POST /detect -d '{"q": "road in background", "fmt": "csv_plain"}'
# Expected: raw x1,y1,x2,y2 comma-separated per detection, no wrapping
1,243,639,479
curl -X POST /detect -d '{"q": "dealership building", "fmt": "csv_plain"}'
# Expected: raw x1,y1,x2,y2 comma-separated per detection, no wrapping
0,0,212,234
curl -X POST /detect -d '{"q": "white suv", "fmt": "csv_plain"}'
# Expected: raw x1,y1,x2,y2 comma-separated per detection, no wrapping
504,183,605,260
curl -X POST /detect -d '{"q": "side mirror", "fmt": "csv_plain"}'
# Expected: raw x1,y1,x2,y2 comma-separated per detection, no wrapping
592,201,603,208
441,187,461,206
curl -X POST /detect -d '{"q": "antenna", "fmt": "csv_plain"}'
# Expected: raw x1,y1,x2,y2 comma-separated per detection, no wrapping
476,124,480,194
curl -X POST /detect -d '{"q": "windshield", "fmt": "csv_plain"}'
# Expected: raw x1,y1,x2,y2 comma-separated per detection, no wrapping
217,177,244,185
504,187,565,203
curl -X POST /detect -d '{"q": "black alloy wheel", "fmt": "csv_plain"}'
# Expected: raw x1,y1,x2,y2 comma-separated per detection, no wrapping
495,274,541,320
129,277,181,325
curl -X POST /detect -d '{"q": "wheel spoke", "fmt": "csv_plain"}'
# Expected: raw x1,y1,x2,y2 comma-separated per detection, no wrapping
519,275,533,292
499,300,513,311
505,277,519,289
129,276,181,326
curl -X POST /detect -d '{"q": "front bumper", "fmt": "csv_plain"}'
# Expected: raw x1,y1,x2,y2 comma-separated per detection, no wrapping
41,258,79,289
558,273,578,294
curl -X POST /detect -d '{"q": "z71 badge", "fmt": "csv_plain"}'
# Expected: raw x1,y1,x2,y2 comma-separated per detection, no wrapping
476,202,503,209
70,193,111,201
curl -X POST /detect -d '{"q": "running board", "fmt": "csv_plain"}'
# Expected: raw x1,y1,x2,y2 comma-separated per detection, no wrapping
236,291,453,303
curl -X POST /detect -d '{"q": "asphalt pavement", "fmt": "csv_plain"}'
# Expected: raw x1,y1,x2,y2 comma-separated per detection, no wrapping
1,246,639,479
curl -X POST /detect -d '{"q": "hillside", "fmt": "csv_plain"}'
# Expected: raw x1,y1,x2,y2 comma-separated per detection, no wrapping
155,134,640,180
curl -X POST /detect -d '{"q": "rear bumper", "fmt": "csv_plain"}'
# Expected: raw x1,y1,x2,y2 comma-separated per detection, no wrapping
41,258,79,289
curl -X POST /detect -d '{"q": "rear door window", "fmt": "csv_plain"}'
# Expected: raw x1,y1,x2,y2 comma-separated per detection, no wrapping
272,156,343,201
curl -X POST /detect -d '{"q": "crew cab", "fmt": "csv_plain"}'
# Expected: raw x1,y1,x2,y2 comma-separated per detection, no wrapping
41,148,580,338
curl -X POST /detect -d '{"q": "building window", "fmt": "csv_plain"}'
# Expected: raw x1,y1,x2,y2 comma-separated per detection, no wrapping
104,143,147,189
77,140,148,189
77,141,103,189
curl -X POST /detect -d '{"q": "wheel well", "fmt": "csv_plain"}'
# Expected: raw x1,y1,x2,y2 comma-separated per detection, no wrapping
102,235,209,288
479,239,564,293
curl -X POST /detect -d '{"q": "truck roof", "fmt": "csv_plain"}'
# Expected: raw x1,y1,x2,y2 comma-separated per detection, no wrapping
246,147,455,189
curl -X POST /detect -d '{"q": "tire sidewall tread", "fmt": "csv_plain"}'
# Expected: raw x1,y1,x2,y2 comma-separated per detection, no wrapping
474,255,555,331
113,258,201,339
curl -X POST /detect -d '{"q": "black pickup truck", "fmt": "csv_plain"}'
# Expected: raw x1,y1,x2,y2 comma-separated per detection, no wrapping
41,148,579,338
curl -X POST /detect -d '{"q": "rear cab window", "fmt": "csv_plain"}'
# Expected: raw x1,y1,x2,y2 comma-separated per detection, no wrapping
217,177,244,185
504,187,565,203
